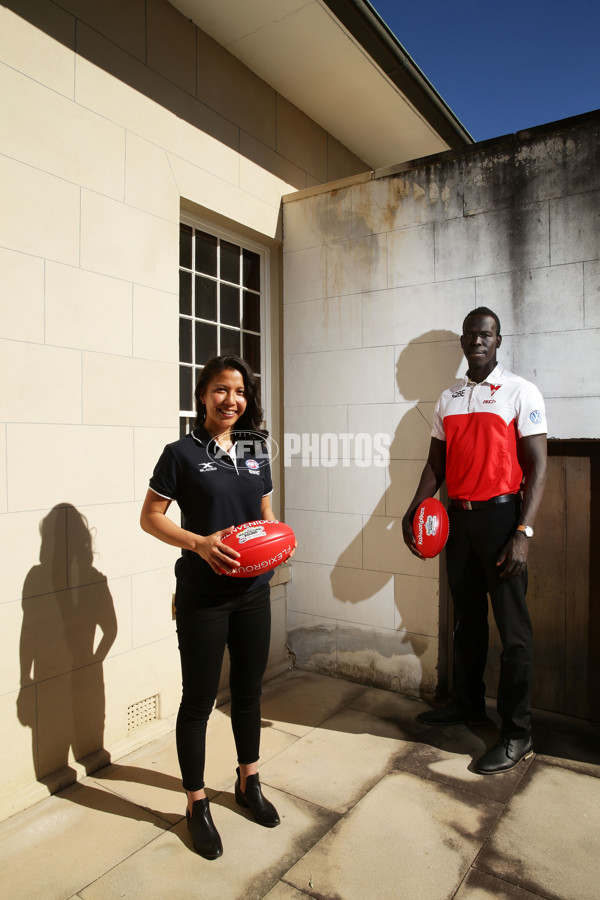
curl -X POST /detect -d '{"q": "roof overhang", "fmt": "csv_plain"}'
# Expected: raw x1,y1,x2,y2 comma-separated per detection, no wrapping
169,0,473,169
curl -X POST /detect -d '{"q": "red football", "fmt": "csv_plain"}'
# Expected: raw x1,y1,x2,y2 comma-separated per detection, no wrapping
412,498,449,558
220,520,295,577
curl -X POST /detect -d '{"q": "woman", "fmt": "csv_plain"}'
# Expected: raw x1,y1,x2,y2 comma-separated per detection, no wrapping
140,355,287,859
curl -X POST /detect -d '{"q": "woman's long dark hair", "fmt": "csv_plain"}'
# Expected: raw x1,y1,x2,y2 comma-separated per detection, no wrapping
194,356,268,438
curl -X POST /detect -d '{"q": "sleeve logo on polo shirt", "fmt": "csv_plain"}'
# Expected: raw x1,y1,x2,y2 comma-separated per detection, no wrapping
530,410,543,424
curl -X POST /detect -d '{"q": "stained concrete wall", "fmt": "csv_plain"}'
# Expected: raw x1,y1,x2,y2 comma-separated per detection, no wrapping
282,111,600,698
0,0,367,820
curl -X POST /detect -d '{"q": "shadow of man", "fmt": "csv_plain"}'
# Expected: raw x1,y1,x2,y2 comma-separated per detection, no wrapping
330,330,462,698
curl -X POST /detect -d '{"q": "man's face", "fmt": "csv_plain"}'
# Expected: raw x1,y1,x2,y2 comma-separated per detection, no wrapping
460,314,501,373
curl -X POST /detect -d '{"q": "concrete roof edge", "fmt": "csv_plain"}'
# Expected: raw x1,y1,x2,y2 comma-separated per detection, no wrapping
372,107,600,178
281,108,600,205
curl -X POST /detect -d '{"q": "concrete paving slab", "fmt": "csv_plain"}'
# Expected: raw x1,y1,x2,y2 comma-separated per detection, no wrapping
401,738,534,805
416,720,502,757
348,684,440,741
92,706,299,821
285,769,503,900
359,690,505,757
204,706,300,791
357,692,490,756
0,781,169,900
89,730,185,823
343,685,529,803
79,787,339,900
262,882,310,900
4,669,599,900
535,748,600,780
258,707,410,814
455,868,545,899
259,668,368,737
476,760,600,900
349,684,430,716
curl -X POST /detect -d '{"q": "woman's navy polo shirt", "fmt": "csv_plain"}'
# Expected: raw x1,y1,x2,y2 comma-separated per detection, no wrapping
149,426,274,594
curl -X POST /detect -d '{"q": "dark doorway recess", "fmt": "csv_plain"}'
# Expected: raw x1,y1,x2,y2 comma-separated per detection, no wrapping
485,440,599,723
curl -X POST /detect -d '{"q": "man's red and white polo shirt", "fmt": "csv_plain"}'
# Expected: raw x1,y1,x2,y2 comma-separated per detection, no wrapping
431,365,547,502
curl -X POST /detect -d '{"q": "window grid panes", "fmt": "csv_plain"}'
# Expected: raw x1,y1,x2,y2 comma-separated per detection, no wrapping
179,223,263,438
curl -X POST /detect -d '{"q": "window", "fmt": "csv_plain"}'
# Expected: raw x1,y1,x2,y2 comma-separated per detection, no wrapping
178,220,267,437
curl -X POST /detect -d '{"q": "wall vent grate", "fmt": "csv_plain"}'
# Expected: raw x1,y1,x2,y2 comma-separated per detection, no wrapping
127,695,160,733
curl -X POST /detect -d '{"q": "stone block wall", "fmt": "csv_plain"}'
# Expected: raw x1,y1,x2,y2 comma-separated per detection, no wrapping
282,111,600,697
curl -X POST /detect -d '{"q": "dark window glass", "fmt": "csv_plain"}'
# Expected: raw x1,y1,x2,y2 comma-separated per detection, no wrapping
220,327,240,357
221,240,240,284
242,291,260,332
180,225,263,414
179,270,192,316
195,322,218,364
179,223,192,269
220,284,240,327
242,249,260,291
195,276,217,321
179,318,192,363
243,332,261,374
179,366,193,411
195,231,217,276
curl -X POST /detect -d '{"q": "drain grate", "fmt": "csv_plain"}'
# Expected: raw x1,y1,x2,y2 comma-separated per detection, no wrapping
127,695,160,733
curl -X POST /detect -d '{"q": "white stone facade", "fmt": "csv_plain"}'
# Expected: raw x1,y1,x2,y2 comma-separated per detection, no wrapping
0,0,367,820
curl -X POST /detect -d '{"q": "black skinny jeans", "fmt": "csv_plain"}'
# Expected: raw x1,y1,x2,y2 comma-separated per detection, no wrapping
175,581,271,791
446,500,534,738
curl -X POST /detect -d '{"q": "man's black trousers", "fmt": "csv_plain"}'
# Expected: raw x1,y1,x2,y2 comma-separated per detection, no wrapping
446,500,533,738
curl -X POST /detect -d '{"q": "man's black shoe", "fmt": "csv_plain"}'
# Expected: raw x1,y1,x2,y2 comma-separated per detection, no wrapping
416,704,488,727
475,736,533,775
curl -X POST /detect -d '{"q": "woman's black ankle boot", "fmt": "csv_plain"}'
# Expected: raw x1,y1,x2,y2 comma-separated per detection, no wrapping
186,798,223,858
235,767,280,827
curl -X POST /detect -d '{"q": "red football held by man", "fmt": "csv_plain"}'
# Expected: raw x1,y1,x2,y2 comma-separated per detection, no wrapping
220,520,296,576
411,498,449,558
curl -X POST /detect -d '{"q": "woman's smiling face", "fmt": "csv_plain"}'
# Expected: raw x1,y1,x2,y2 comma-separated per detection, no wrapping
199,367,247,437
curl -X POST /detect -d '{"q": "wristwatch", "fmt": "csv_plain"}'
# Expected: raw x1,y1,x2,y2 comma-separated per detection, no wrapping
516,524,534,538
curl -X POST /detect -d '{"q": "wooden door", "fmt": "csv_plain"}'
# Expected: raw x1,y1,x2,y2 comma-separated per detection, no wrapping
483,443,599,721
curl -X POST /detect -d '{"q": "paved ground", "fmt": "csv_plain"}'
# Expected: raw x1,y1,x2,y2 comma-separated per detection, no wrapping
2,668,599,900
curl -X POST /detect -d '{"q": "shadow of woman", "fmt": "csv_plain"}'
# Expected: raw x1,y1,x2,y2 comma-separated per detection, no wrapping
16,503,181,824
330,330,463,698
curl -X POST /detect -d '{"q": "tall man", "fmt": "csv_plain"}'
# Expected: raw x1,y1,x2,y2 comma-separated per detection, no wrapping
402,308,547,774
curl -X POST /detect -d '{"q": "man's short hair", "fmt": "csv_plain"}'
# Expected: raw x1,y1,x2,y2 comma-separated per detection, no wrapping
462,307,501,335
